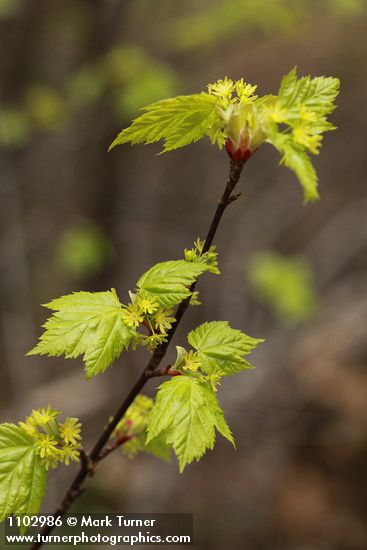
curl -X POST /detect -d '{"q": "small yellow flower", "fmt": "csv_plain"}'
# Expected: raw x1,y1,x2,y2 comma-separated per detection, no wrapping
143,333,168,351
34,434,60,469
183,351,202,373
136,291,159,314
208,77,235,101
198,372,222,392
31,405,60,426
293,126,323,154
61,444,81,465
207,373,222,392
235,79,257,104
266,102,288,123
59,417,82,445
298,105,317,123
154,309,176,333
121,303,144,327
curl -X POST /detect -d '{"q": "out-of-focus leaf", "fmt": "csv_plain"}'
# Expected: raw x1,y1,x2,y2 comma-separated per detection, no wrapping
0,108,31,148
114,66,178,117
55,222,112,278
0,0,22,18
101,44,178,116
326,0,367,14
102,45,147,86
247,252,318,324
168,0,301,51
25,86,68,131
68,66,104,108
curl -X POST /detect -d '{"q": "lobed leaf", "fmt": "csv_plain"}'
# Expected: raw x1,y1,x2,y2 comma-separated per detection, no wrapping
188,321,263,376
28,289,135,378
0,424,47,530
279,66,340,116
137,260,210,308
109,93,218,152
270,133,318,202
147,376,234,472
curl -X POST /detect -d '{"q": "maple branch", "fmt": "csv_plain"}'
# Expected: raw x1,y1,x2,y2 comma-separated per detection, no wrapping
30,156,246,549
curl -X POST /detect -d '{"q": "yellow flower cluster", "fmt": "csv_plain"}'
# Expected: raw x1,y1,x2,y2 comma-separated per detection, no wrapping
184,238,220,275
173,348,222,392
19,406,82,469
121,290,176,351
208,77,258,107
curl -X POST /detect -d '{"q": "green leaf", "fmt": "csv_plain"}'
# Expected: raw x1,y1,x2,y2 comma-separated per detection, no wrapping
271,133,318,202
264,67,340,202
147,376,234,472
188,321,263,376
278,66,298,101
0,424,47,529
137,260,210,308
109,93,217,152
279,66,340,116
143,432,171,463
28,289,135,378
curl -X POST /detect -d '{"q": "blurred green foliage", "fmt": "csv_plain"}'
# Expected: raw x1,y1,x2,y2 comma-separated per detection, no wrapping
102,45,178,116
26,86,68,131
327,0,367,14
168,0,303,51
67,65,105,108
164,0,366,50
0,0,21,19
55,222,112,279
0,43,177,150
0,0,363,150
0,108,31,147
247,252,318,325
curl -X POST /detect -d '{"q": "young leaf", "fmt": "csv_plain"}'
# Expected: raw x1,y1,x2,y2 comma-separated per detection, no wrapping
109,71,339,203
109,93,217,152
28,289,135,378
146,376,234,472
279,67,340,115
137,260,210,308
144,434,171,463
270,133,318,202
188,321,263,376
0,424,47,528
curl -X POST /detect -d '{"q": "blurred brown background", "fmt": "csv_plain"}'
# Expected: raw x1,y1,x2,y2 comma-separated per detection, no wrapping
0,1,366,549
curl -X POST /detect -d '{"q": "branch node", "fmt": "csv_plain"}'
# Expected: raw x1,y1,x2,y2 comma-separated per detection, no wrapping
80,449,96,476
228,192,242,204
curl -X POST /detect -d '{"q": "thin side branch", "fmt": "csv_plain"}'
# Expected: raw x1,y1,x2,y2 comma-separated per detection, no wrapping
30,156,246,550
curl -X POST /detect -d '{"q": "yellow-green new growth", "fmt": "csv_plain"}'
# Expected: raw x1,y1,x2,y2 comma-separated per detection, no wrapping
184,238,220,274
110,68,340,202
29,243,218,374
18,407,82,470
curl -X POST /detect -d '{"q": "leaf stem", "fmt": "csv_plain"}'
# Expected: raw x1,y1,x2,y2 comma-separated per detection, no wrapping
30,156,246,550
